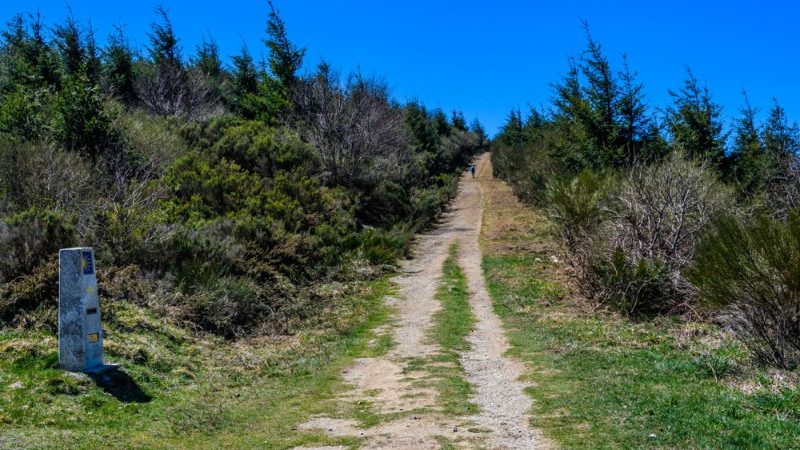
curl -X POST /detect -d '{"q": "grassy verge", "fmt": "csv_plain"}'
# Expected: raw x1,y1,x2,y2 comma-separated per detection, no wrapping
480,173,800,449
0,279,395,449
425,242,478,416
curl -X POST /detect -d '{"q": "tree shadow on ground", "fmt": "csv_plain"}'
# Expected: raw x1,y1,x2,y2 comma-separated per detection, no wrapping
88,366,152,403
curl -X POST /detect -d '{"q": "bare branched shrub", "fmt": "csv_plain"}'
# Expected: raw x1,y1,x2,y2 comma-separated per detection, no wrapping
613,154,733,280
0,141,95,213
562,154,734,314
689,213,800,369
293,65,408,186
136,64,223,121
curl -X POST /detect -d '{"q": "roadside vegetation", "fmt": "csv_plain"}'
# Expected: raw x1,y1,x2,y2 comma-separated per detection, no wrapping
481,165,800,448
488,21,799,447
492,23,800,370
0,3,485,447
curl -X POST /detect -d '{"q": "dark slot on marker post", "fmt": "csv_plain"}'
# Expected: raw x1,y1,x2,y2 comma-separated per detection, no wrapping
87,307,98,315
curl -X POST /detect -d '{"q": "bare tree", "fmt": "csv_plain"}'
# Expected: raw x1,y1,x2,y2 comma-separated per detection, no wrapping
294,65,408,186
136,65,222,120
608,153,734,300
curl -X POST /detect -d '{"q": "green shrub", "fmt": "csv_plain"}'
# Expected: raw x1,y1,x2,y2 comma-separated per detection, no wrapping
160,155,263,225
0,86,51,140
0,208,76,282
211,122,317,177
359,179,411,227
184,276,280,338
53,75,120,159
0,257,58,325
688,212,800,369
358,226,413,265
544,169,613,251
589,247,674,316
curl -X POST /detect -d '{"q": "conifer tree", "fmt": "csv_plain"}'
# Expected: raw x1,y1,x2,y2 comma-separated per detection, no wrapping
84,23,101,85
499,109,524,148
2,13,60,89
550,57,593,172
580,22,619,160
451,110,467,131
731,92,768,193
230,44,261,118
194,34,222,79
469,118,487,146
148,6,181,68
616,54,650,164
763,98,799,164
666,68,726,165
433,108,451,137
265,0,304,89
552,57,586,123
53,13,84,77
31,13,60,88
102,24,136,104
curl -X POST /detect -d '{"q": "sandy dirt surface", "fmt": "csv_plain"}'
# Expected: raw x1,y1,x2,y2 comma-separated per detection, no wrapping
297,154,547,449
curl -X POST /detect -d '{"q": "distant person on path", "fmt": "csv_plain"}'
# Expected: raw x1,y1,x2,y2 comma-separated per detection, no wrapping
469,164,476,178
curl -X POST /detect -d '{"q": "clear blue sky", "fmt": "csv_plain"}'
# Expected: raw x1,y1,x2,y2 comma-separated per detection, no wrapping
3,0,798,136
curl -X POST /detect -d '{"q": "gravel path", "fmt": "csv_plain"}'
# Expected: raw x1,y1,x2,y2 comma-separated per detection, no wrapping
297,154,546,449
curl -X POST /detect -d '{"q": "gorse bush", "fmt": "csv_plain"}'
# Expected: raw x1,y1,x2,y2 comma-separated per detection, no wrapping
689,213,800,369
545,169,613,251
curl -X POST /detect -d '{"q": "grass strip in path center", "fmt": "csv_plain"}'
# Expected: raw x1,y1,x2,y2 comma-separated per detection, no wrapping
426,241,479,417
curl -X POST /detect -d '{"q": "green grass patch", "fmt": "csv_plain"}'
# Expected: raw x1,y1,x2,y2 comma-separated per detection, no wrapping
423,241,479,417
0,279,395,449
483,252,800,449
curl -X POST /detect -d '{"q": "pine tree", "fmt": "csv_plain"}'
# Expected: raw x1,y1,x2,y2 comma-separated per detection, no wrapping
469,118,487,146
580,21,618,158
731,92,767,193
666,68,726,165
616,54,650,164
147,6,182,68
550,56,593,172
30,12,61,88
265,0,304,89
405,101,439,155
2,13,60,89
763,98,800,164
499,109,524,148
433,108,451,137
230,44,261,118
53,13,84,77
451,110,467,131
102,24,136,104
552,56,586,122
194,34,222,79
84,23,101,86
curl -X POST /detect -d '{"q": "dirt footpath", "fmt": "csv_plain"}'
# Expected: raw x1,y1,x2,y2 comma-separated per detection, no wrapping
297,154,547,449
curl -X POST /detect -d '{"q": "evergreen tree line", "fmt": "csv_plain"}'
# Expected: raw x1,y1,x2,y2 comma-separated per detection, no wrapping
0,5,487,337
492,25,800,369
494,24,798,202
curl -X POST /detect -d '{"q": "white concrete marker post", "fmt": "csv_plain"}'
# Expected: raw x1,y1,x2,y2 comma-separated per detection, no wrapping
59,247,105,372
